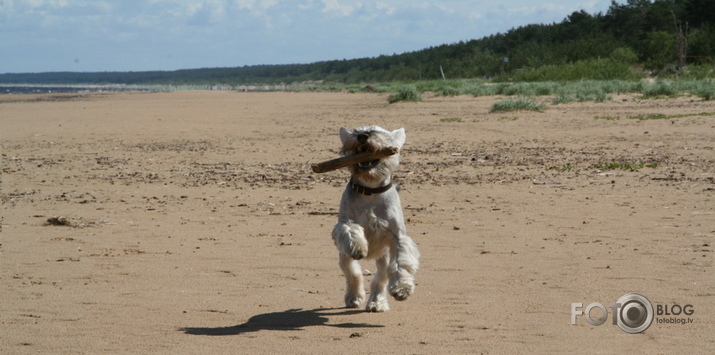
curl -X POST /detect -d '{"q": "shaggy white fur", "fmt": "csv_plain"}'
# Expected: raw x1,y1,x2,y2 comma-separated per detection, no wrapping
331,126,420,312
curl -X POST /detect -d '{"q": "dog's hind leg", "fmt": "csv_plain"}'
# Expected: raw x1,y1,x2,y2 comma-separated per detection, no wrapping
339,253,365,308
366,253,390,312
389,235,420,301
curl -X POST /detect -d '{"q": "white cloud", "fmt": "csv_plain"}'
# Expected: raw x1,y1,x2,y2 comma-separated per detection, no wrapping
375,2,395,15
20,0,70,8
321,0,357,18
467,11,484,20
187,0,228,25
298,0,315,10
229,0,281,28
234,0,278,12
433,3,456,15
234,0,256,10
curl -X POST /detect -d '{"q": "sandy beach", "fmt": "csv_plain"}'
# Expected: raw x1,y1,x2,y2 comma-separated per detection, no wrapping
2,90,713,354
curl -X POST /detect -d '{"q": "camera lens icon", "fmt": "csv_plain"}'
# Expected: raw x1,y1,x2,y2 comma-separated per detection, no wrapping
615,293,654,334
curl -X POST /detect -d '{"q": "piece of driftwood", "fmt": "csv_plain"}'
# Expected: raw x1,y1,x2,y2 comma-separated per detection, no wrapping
311,147,398,173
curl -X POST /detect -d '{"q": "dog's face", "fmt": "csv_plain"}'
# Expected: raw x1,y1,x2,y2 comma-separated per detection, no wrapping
339,125,405,185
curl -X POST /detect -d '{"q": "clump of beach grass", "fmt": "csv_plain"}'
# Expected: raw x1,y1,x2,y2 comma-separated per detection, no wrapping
388,86,422,103
490,97,546,113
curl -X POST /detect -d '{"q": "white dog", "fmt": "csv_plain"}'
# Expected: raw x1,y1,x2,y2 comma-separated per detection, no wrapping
331,125,420,312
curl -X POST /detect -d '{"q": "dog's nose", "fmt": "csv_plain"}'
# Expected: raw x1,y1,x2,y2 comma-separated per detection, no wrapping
357,133,369,144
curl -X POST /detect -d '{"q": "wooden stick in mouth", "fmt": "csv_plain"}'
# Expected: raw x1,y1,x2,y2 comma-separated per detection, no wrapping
311,147,398,173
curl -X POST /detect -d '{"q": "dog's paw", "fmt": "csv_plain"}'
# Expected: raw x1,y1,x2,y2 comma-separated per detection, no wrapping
389,283,414,301
346,239,368,260
391,289,409,301
366,299,390,312
350,247,367,260
345,289,366,308
345,295,364,308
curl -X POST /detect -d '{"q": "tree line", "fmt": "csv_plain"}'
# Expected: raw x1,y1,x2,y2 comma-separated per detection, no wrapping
2,0,713,85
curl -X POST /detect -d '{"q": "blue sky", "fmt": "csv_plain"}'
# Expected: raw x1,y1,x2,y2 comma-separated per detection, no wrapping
1,0,618,73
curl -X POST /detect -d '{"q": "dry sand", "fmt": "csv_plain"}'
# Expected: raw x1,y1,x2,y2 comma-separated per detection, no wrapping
1,91,713,354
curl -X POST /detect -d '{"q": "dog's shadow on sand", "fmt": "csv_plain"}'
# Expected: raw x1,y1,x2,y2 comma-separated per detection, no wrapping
179,308,383,336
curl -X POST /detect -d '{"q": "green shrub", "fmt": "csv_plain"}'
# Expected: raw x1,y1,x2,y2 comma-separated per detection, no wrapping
696,86,714,100
643,80,677,97
464,84,498,97
438,86,462,96
576,89,611,102
610,47,639,64
388,86,422,103
677,65,715,80
490,97,546,112
691,79,715,100
496,82,559,96
552,93,575,104
535,84,554,96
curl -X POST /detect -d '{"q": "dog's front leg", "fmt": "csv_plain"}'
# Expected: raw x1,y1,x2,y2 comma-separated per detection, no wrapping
339,253,365,308
333,222,368,308
332,222,368,260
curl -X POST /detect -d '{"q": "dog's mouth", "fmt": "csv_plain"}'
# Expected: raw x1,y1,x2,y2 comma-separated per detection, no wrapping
357,159,379,170
354,144,380,170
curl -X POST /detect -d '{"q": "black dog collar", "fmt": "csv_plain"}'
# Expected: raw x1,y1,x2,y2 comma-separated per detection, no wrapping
350,181,393,195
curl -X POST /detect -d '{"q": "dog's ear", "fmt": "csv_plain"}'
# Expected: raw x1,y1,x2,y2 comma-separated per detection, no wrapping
339,127,352,144
391,128,406,148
